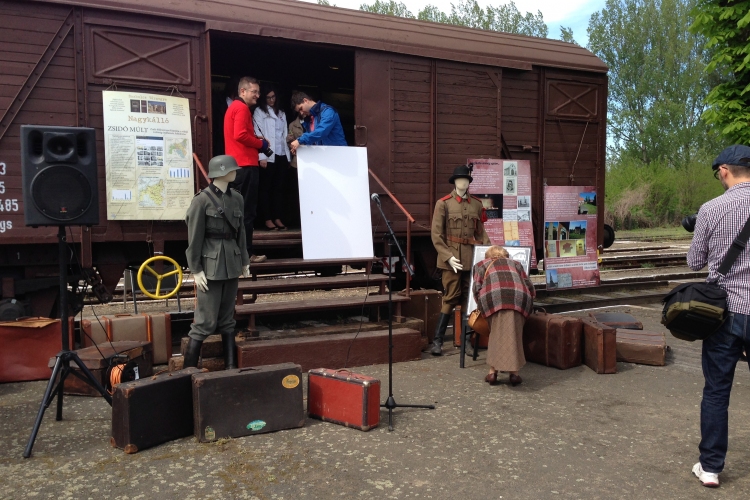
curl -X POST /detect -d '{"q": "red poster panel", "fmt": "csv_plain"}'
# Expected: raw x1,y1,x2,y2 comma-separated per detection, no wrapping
543,186,599,289
468,158,536,269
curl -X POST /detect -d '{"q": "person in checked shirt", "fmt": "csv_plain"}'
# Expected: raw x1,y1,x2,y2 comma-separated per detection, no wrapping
687,144,750,488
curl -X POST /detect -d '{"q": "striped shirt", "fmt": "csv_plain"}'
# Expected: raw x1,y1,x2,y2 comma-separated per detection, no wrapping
687,182,750,315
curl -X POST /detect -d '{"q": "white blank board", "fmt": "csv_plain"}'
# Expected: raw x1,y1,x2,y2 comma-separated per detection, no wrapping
297,146,374,260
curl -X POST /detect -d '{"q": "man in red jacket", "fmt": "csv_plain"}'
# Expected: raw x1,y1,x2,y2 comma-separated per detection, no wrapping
224,76,269,263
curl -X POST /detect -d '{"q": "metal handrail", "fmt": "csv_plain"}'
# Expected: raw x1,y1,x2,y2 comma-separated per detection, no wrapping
193,153,210,191
369,168,413,297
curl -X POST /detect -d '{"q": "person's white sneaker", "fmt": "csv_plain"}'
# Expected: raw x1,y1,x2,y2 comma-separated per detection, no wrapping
692,462,719,487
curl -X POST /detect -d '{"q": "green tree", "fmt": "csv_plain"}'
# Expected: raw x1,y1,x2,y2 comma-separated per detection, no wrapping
691,0,750,144
359,0,547,37
588,0,718,166
559,26,577,44
359,0,414,17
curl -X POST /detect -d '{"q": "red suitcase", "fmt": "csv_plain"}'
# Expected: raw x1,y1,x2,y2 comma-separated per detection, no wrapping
307,368,380,431
0,317,74,383
581,317,617,374
523,312,583,369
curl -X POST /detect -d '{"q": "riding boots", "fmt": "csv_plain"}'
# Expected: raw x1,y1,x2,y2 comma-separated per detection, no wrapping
223,333,237,369
183,338,203,368
430,312,452,356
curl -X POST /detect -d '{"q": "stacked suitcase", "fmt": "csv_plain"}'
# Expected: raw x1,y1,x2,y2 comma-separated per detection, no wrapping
81,313,172,364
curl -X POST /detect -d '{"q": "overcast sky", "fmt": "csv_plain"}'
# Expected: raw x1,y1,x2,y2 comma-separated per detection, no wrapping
300,0,607,45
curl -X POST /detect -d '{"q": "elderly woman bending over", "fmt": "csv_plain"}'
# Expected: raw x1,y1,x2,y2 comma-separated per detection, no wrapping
472,246,536,386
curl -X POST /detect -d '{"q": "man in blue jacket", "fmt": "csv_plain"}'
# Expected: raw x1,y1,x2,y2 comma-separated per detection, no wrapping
289,91,346,154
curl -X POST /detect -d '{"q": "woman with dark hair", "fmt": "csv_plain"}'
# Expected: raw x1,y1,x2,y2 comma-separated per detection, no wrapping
472,246,535,387
253,84,291,230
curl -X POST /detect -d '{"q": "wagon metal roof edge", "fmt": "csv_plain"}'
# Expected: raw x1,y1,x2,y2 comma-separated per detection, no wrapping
29,0,608,73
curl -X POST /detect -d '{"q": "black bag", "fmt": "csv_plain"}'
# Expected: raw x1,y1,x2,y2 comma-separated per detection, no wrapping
662,212,750,341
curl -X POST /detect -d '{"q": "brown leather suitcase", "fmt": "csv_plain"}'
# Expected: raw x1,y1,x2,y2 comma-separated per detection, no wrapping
590,312,643,330
523,312,583,369
111,367,202,453
0,317,73,383
140,312,172,364
581,317,617,374
49,341,154,396
82,313,171,365
169,355,225,372
192,363,305,442
616,329,667,366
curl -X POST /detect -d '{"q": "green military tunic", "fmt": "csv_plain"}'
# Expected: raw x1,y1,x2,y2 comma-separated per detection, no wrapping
431,189,490,314
185,183,250,341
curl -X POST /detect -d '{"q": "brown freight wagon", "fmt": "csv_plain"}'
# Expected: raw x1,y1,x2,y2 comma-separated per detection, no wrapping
0,0,608,318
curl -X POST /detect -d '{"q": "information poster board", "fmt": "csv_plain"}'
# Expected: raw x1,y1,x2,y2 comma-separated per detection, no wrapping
467,158,537,268
103,90,194,220
543,186,599,289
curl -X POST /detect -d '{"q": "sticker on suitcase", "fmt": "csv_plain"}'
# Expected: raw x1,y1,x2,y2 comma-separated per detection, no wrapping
204,426,216,441
282,375,300,389
247,420,267,431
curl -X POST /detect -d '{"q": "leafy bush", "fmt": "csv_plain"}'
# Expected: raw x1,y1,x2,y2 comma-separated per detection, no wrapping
605,153,724,229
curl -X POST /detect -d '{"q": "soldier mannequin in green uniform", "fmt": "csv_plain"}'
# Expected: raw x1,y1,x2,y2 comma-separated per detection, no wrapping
183,155,250,369
430,165,490,355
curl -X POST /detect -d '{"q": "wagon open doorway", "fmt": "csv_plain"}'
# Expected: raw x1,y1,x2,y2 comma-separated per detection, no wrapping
208,33,355,234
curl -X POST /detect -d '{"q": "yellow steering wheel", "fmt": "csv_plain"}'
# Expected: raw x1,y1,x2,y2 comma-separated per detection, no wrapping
137,256,183,299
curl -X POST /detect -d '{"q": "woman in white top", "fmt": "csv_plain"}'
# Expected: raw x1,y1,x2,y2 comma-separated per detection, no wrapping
253,84,292,230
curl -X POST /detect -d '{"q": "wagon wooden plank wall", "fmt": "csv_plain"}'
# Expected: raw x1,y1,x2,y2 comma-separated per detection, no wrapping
0,0,607,316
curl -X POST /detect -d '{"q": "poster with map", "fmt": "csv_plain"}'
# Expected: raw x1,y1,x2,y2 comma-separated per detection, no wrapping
543,185,599,289
103,90,194,220
467,158,537,269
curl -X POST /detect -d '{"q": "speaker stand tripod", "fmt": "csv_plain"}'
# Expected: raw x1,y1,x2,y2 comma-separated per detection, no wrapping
372,197,435,431
23,226,112,458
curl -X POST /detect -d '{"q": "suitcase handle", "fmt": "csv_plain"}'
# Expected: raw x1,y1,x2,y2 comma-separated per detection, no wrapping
533,306,547,314
238,367,259,373
113,314,135,318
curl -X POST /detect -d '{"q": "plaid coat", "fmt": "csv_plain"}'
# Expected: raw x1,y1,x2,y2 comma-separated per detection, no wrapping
472,257,536,318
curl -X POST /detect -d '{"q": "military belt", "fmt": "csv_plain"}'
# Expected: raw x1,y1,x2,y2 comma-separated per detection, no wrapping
205,231,234,240
446,235,483,245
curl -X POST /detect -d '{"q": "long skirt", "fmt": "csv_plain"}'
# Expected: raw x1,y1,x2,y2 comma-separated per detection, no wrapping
487,310,526,372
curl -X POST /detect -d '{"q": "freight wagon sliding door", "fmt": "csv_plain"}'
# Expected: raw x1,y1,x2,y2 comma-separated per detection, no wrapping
541,70,606,244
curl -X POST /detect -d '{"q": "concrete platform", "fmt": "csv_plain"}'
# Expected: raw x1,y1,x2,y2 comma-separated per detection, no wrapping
2,302,750,499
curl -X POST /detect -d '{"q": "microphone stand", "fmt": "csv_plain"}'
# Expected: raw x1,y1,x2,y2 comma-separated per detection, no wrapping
371,194,435,431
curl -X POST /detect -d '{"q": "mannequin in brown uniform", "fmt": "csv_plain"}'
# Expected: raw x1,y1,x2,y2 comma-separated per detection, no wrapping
430,165,491,355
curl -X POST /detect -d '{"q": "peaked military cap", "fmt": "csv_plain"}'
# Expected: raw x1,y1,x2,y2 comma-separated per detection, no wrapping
449,165,473,184
207,155,241,178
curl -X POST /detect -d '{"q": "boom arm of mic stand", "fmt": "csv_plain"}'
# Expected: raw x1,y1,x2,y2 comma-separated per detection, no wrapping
372,199,415,277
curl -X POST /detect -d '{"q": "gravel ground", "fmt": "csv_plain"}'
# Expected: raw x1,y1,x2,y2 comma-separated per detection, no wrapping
2,301,749,499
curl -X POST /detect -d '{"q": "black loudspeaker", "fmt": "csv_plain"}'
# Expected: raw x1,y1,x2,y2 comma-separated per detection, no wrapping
21,125,99,227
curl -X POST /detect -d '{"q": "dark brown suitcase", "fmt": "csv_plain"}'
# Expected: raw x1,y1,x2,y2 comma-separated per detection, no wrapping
590,312,643,330
49,341,154,396
616,329,667,366
523,312,583,369
192,363,305,442
111,367,202,453
169,355,225,372
581,317,617,374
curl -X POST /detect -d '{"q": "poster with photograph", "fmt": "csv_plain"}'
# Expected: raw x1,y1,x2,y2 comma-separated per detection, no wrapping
543,186,599,289
468,158,537,269
103,90,194,220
